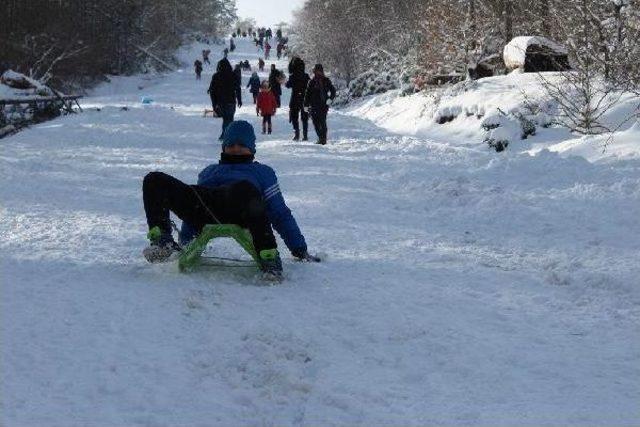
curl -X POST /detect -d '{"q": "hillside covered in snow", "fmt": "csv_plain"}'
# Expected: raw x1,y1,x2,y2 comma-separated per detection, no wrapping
2,37,639,426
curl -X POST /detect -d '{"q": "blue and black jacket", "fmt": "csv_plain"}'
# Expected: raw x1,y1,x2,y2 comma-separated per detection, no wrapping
179,161,307,255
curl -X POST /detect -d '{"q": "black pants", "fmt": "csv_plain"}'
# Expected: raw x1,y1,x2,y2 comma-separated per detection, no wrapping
142,172,277,253
290,106,308,137
211,102,236,139
273,89,281,107
311,107,328,142
262,115,272,132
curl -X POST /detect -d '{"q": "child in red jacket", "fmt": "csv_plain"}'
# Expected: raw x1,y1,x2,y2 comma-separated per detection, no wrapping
256,80,277,134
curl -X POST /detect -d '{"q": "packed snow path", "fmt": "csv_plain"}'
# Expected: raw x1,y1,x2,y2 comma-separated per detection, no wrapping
2,39,639,426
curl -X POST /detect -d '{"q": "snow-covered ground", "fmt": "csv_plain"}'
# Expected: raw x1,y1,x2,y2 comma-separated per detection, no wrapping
2,38,639,426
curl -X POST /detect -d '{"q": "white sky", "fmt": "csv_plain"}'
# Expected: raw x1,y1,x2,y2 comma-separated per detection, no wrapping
235,0,305,27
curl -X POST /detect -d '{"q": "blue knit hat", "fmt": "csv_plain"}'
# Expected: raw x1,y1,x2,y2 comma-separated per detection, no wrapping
221,120,256,153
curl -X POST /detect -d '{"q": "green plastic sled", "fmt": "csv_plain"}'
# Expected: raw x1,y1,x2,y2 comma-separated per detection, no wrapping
178,224,259,272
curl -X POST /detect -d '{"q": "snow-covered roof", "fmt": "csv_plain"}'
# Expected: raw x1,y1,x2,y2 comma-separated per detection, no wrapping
503,36,568,69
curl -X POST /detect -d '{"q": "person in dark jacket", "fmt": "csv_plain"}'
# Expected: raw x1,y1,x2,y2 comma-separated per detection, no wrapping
286,57,310,141
202,49,211,65
264,41,271,59
194,59,203,80
233,63,242,86
258,58,265,71
141,120,321,280
247,71,261,104
208,58,242,140
276,42,284,60
268,64,283,108
304,63,336,145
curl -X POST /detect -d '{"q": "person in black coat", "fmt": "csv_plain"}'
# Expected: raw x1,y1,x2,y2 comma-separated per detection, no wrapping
234,63,242,86
268,64,283,108
247,71,261,104
304,63,336,145
286,57,310,141
208,58,242,140
194,59,203,80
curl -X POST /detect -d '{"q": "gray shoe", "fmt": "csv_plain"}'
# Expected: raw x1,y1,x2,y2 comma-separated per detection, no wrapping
258,249,283,282
143,243,180,263
144,227,181,263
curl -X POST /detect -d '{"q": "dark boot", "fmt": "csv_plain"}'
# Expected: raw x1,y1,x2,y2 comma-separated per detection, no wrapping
292,130,300,141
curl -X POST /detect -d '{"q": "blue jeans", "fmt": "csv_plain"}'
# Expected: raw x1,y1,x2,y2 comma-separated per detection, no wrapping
218,103,236,139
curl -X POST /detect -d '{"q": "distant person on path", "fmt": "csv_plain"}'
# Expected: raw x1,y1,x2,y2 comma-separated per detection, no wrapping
286,57,310,141
256,81,277,135
230,38,236,52
266,28,273,40
276,42,284,60
268,64,284,108
202,49,211,65
223,47,229,58
234,63,242,87
258,58,265,71
304,63,336,145
208,58,242,140
264,41,271,59
247,72,261,104
194,59,203,80
276,28,283,40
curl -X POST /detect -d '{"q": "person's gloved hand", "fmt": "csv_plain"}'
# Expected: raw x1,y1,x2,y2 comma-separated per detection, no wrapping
238,101,242,108
292,248,321,262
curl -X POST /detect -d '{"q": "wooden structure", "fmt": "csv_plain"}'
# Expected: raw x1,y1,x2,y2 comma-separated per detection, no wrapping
0,95,82,138
0,95,83,113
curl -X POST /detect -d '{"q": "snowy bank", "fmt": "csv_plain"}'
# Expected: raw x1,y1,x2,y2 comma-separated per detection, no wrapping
343,72,640,162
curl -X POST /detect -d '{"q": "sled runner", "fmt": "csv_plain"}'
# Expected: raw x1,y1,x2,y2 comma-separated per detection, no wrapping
178,224,259,272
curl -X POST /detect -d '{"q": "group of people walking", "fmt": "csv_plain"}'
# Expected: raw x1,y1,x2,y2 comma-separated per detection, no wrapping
206,53,335,145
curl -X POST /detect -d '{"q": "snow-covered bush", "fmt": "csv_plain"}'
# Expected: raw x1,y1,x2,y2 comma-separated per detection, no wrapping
346,52,420,100
481,109,537,152
1,69,67,137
